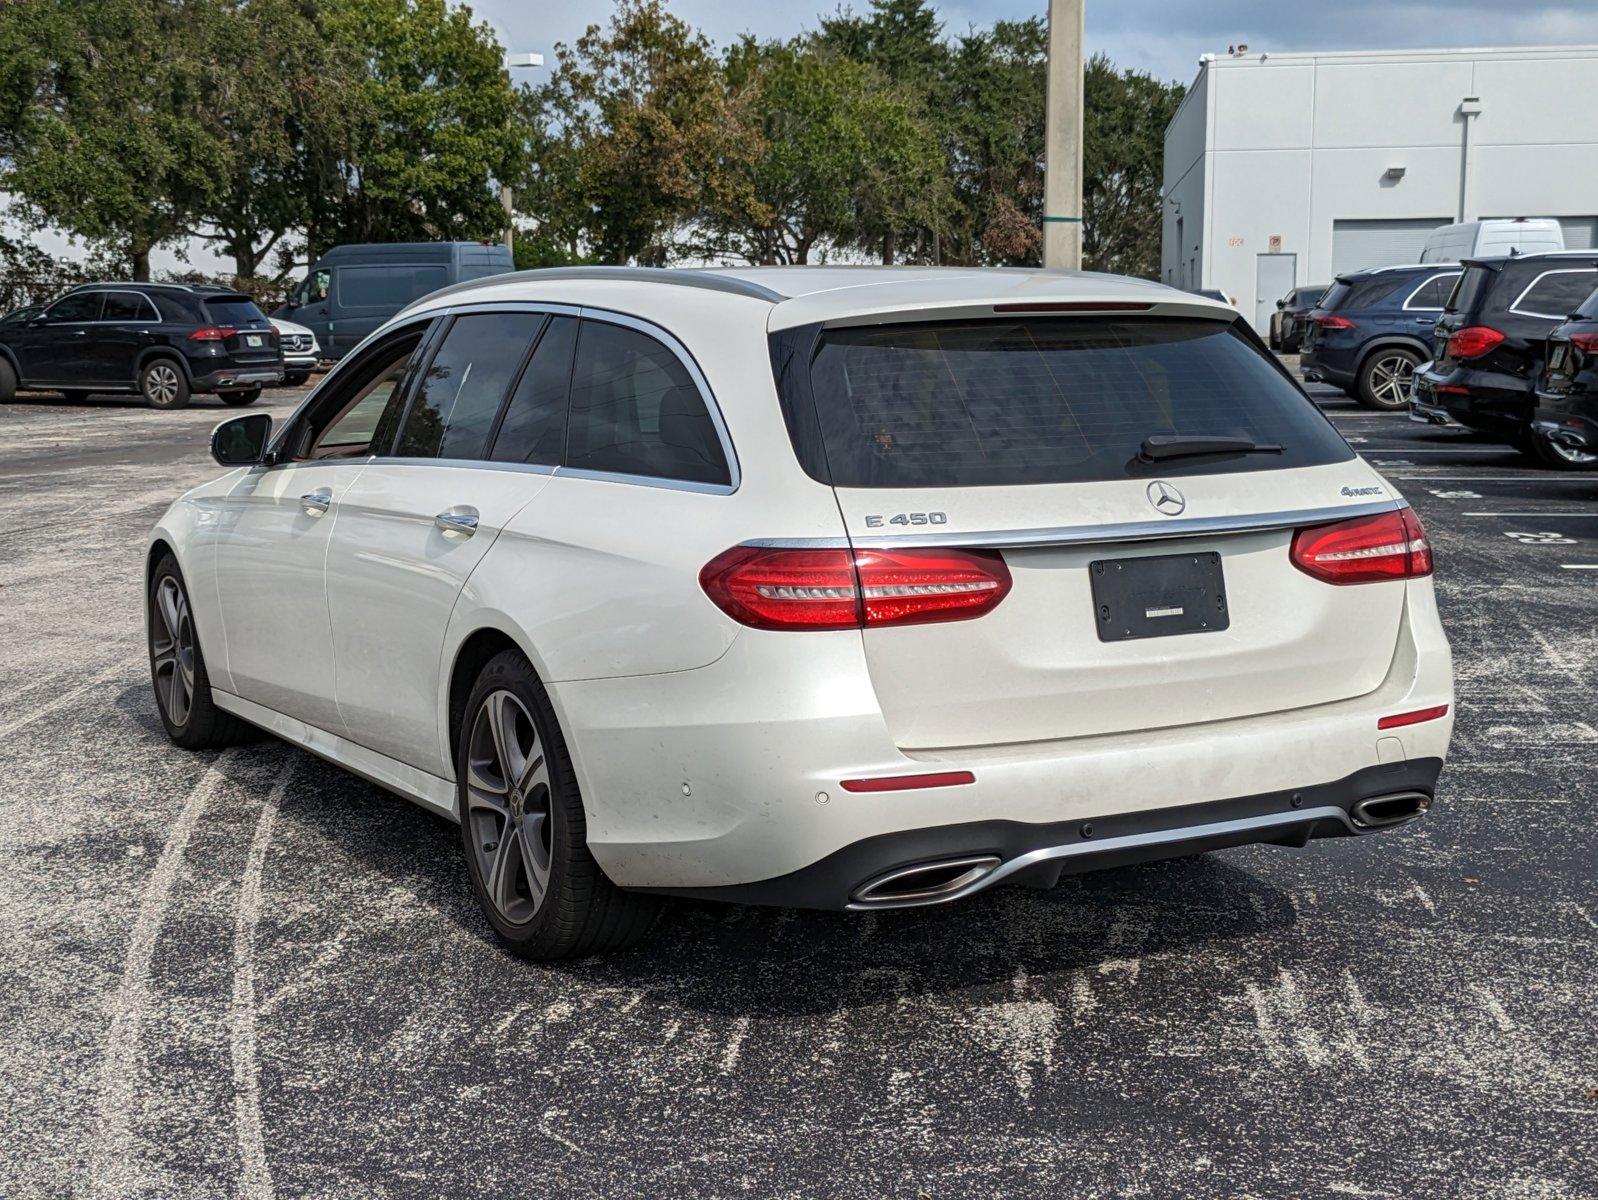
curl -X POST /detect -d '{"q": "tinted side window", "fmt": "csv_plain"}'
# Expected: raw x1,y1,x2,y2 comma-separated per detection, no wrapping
490,316,576,466
338,265,449,310
1405,274,1459,310
1512,269,1598,319
47,292,102,322
1446,266,1494,313
565,320,730,486
301,330,428,460
395,312,544,460
101,292,158,321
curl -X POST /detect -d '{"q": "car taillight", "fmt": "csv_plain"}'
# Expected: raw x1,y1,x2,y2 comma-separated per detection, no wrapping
188,325,237,342
1445,325,1504,359
699,546,1012,630
1313,314,1355,330
1290,507,1432,585
1569,332,1598,353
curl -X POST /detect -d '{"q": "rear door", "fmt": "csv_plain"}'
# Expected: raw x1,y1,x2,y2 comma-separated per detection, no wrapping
90,290,160,385
792,314,1403,750
324,309,563,775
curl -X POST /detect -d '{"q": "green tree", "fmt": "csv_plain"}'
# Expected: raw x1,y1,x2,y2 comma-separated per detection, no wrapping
4,0,231,279
524,0,761,265
1083,53,1183,278
319,0,521,248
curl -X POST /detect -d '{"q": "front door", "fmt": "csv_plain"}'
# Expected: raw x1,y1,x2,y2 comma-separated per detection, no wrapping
325,310,559,775
1254,253,1296,336
16,290,103,384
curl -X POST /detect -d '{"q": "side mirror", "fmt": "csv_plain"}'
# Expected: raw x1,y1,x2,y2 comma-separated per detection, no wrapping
212,412,272,466
1276,299,1288,309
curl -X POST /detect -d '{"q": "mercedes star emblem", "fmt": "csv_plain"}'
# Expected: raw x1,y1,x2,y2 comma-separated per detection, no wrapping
1147,480,1186,516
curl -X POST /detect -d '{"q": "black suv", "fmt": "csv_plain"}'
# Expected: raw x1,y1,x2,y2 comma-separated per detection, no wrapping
1413,252,1598,449
1299,263,1461,410
1529,282,1598,470
0,282,282,409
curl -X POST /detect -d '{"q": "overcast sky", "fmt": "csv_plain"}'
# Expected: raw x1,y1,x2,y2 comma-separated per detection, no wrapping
478,0,1598,86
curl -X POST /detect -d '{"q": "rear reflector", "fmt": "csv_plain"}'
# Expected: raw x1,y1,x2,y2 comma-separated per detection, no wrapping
840,771,975,793
1378,705,1450,730
700,546,1012,630
1290,507,1433,585
993,301,1153,314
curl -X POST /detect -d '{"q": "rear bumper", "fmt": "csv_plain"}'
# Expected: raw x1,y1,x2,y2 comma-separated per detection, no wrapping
554,578,1453,904
1414,367,1532,435
192,366,284,392
1533,387,1598,449
647,759,1442,910
1299,347,1354,387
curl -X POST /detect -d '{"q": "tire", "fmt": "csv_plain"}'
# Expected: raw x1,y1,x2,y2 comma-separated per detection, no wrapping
283,372,309,388
140,359,190,409
221,387,261,406
1529,429,1598,471
1357,348,1421,411
148,554,247,749
457,649,659,960
0,357,15,401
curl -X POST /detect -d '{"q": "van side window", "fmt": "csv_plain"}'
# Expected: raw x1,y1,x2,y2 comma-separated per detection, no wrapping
394,313,544,460
490,316,577,466
565,320,730,486
339,265,449,310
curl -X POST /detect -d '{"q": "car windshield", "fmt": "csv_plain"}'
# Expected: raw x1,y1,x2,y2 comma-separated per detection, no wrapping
797,317,1352,488
203,297,268,325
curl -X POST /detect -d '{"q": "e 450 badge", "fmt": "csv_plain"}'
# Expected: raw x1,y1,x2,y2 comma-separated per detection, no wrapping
864,512,948,528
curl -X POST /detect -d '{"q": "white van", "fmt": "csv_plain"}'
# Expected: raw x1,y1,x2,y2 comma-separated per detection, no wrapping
1419,218,1564,264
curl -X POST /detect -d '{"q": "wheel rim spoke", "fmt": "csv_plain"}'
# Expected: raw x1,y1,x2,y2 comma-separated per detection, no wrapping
465,688,553,925
520,813,551,909
152,577,193,725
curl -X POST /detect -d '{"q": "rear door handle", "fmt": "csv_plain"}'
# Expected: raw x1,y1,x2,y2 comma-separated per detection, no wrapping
433,509,479,537
300,488,332,515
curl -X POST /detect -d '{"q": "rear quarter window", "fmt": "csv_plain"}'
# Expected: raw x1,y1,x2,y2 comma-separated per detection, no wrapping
1510,268,1598,319
782,317,1353,488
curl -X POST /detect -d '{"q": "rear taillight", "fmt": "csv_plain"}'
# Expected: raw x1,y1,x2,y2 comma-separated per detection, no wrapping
1445,325,1504,359
1569,332,1598,353
1313,314,1355,330
699,546,1012,631
188,325,237,343
1290,507,1432,585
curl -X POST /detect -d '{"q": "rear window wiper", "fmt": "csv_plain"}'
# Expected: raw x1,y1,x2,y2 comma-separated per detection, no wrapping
1139,434,1284,462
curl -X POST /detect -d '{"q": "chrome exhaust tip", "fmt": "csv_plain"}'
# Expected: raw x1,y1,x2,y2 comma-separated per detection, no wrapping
850,855,1001,909
1351,791,1431,829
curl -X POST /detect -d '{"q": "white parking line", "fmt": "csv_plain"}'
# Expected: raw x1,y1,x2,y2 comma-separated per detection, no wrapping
1461,512,1598,518
1560,564,1598,571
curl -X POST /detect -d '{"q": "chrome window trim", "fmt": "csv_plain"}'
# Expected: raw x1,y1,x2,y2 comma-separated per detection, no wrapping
1509,267,1598,320
552,465,735,496
1401,272,1459,312
365,456,557,479
741,498,1405,551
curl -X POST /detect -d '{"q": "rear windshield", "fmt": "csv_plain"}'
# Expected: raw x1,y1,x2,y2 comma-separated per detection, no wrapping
1325,275,1407,311
203,297,268,326
1315,281,1350,311
1445,266,1495,314
790,317,1352,488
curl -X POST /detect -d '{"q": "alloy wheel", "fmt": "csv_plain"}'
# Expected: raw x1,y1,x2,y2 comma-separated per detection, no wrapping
1546,436,1597,466
465,690,554,925
144,364,180,406
1369,354,1416,406
151,576,195,726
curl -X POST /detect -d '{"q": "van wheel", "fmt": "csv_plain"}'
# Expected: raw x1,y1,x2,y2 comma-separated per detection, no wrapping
1529,430,1598,471
457,650,659,960
221,388,261,406
141,360,190,409
1357,349,1420,410
0,357,15,401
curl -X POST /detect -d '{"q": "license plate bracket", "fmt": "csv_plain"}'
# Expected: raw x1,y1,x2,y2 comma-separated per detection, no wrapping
1090,551,1228,642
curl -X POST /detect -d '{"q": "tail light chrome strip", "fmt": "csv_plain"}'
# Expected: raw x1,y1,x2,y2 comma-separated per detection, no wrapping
744,498,1408,552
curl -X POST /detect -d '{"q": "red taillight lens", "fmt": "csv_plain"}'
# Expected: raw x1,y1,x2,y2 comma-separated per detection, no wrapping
1569,332,1598,353
1446,325,1504,359
699,546,1012,631
1314,314,1355,330
1378,705,1450,730
187,325,237,343
1290,507,1432,585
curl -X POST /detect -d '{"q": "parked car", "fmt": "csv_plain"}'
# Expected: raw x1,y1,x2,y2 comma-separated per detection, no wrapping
1300,263,1461,409
1412,251,1598,448
148,266,1453,959
272,241,514,360
1529,283,1598,470
0,282,281,408
270,317,321,387
1270,284,1329,353
0,304,43,328
1189,287,1237,306
1419,217,1564,264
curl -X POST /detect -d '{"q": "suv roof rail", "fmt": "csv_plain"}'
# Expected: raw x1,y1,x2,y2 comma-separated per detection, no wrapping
400,266,787,314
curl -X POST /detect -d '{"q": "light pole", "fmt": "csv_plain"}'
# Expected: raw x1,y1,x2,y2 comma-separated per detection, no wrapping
1042,0,1084,270
502,52,545,253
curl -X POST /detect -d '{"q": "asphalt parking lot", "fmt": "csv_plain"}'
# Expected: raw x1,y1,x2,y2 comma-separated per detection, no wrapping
2,373,1595,1200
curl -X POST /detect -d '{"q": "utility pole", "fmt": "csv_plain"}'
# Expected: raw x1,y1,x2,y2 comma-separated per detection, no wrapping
502,52,546,253
1042,0,1084,270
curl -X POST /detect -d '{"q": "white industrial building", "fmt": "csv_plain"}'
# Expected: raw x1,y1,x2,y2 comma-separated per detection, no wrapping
1161,44,1598,333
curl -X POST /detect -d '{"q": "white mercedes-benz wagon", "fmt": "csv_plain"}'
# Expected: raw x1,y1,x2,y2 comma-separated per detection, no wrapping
147,267,1454,958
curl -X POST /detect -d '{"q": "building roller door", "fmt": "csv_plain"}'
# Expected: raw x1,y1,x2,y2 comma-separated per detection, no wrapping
1331,218,1448,276
1559,217,1598,251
